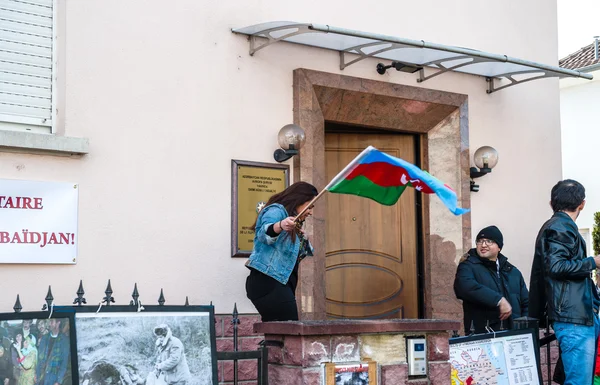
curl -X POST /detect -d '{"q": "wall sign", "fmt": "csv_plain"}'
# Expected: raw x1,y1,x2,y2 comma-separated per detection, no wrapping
231,160,289,258
0,178,79,264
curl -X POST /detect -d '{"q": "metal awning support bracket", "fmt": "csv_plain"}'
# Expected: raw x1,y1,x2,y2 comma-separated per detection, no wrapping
247,24,315,56
417,56,492,83
339,42,416,70
486,70,561,94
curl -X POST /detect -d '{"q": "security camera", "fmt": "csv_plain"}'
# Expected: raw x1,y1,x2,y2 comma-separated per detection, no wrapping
376,61,422,75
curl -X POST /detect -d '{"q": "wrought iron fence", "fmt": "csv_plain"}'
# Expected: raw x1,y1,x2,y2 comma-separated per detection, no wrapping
13,284,561,385
9,281,273,385
215,303,271,385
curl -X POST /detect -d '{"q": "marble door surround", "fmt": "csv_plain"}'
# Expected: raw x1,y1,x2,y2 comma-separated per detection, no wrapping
292,68,471,322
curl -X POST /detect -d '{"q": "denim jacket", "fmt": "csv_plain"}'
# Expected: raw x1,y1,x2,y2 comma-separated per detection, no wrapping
245,203,313,285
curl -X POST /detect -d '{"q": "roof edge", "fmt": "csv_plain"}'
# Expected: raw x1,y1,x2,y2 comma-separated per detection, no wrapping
579,62,600,73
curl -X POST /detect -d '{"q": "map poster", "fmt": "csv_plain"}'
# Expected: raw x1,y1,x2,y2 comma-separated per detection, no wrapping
450,329,541,385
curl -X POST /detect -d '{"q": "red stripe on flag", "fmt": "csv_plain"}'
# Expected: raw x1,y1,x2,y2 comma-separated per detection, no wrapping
346,162,434,193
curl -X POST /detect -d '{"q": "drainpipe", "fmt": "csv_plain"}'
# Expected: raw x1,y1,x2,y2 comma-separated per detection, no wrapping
595,36,599,60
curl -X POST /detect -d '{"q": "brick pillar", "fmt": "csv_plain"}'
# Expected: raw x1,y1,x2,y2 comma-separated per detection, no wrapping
255,319,460,385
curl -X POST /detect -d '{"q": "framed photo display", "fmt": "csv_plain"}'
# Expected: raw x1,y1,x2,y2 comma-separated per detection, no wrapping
323,361,377,385
62,305,218,385
0,311,77,385
231,159,289,258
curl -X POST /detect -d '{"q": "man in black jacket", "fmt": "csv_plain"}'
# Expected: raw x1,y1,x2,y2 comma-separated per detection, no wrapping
454,225,529,334
529,179,600,385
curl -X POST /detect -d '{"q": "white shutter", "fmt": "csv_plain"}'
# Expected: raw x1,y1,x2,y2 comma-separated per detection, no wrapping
0,0,54,131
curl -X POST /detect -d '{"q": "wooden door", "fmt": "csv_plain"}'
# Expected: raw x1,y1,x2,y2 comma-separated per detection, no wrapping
325,132,419,319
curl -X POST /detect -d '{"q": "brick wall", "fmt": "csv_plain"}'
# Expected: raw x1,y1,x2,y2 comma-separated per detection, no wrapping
215,313,263,385
213,315,562,385
261,331,454,384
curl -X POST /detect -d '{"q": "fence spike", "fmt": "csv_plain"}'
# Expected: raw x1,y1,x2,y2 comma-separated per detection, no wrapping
103,279,115,306
158,289,165,306
185,296,189,306
42,285,54,310
73,280,87,306
232,303,240,325
130,283,140,306
13,295,22,313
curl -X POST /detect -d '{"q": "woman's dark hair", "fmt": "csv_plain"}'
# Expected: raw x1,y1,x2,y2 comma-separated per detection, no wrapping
250,182,318,231
550,179,585,212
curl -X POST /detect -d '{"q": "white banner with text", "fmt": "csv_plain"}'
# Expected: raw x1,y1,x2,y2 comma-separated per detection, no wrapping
0,179,79,264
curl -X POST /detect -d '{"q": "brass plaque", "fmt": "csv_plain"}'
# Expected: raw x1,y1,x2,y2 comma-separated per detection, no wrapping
231,160,289,257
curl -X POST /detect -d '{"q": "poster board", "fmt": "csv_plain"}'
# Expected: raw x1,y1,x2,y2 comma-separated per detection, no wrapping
0,311,77,385
449,329,541,385
231,160,289,257
56,305,218,385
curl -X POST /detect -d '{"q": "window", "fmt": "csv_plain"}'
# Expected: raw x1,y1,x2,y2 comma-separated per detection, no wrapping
0,0,55,134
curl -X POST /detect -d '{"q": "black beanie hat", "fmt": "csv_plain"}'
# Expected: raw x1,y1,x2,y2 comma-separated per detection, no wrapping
476,225,503,249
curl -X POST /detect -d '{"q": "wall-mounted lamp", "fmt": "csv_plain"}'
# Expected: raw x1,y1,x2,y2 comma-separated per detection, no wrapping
470,146,499,192
274,124,306,162
377,61,423,75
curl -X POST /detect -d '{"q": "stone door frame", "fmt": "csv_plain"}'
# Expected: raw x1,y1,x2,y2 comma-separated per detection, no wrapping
292,68,471,322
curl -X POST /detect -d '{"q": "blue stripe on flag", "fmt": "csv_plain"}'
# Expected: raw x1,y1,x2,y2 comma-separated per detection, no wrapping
360,148,469,215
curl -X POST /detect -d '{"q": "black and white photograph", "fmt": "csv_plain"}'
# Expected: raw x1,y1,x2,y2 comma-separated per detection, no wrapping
0,313,75,385
74,311,215,385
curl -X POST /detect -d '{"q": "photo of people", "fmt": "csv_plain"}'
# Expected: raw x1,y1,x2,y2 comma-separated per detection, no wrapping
75,312,214,385
0,317,72,385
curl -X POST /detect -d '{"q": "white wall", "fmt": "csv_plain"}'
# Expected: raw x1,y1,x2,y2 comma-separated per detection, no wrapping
561,69,600,252
0,0,561,313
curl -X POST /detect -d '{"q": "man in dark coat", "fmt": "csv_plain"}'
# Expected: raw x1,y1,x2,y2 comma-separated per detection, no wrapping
529,179,600,385
454,225,529,334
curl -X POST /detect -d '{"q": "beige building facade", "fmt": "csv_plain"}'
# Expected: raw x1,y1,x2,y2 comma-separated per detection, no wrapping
0,0,576,320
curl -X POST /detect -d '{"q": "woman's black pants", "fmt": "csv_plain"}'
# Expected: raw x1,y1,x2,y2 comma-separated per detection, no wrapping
246,273,299,322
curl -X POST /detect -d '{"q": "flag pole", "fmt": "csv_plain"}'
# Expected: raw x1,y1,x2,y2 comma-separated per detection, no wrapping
294,188,328,221
293,146,374,221
323,146,374,190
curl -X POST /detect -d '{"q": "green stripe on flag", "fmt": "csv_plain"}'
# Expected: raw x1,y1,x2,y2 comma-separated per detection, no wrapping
328,175,407,205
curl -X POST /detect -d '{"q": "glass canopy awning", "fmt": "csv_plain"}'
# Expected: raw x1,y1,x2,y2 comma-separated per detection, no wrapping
232,22,593,94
